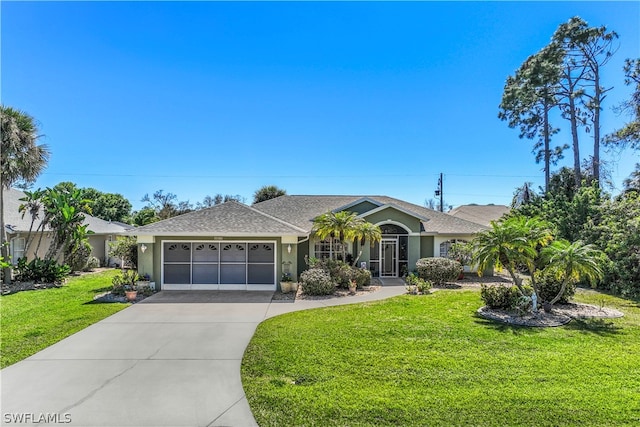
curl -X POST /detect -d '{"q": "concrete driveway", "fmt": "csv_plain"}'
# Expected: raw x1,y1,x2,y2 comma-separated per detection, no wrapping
1,284,405,427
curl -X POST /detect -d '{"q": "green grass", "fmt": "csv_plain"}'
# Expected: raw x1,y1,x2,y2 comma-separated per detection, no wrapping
1,269,127,368
242,289,640,426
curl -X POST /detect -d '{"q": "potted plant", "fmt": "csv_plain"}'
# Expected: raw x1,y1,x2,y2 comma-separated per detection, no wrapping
280,273,293,293
111,270,140,301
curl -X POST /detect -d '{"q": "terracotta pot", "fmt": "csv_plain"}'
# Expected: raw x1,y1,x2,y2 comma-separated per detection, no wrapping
125,290,138,302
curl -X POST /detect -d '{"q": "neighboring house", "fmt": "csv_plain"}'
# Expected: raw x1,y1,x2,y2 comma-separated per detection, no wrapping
132,195,487,291
2,188,132,265
448,204,510,227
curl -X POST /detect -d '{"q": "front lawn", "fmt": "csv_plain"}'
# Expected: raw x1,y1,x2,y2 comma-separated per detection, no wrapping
0,269,127,368
242,289,640,426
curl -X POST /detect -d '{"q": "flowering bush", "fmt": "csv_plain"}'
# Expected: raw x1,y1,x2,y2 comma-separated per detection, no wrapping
300,268,335,296
415,257,462,285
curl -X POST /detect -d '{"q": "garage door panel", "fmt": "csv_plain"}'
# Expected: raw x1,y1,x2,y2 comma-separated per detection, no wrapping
220,264,246,284
162,241,275,289
248,264,274,284
248,243,274,262
164,243,191,262
164,264,191,284
221,244,246,262
192,264,219,284
193,243,219,262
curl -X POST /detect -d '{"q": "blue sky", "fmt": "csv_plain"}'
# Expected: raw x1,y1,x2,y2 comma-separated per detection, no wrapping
2,1,639,211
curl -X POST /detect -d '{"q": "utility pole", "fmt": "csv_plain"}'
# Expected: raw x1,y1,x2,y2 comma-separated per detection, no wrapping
434,173,443,212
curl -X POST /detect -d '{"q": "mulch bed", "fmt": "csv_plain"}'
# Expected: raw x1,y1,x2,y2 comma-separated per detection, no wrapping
477,303,624,327
272,279,383,302
1,281,63,295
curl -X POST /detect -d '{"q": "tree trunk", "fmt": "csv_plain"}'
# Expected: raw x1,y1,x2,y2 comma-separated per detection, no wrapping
593,67,601,185
543,99,551,193
566,68,582,188
505,264,525,296
0,186,11,284
549,279,569,306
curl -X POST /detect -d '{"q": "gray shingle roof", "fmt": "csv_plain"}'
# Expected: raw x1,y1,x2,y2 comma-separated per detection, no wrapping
448,204,510,227
2,188,131,235
132,201,306,236
253,195,487,235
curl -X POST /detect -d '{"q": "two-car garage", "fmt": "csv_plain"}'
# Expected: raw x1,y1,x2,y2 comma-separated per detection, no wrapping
162,241,276,290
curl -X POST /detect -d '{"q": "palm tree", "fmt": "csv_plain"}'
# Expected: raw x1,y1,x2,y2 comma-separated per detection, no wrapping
541,239,605,310
352,221,382,266
472,215,552,299
18,188,46,257
1,106,50,282
312,211,365,261
252,185,287,204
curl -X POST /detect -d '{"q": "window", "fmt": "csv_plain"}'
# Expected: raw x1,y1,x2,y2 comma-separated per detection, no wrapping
439,239,468,258
314,238,344,260
10,238,26,263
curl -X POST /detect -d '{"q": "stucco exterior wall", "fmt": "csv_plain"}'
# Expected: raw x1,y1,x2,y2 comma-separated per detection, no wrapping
420,236,435,258
363,208,422,233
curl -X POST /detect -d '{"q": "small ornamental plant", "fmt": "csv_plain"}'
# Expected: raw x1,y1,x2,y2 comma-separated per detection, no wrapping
405,273,432,295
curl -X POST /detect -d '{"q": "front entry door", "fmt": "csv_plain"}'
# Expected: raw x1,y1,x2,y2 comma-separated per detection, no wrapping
380,239,397,277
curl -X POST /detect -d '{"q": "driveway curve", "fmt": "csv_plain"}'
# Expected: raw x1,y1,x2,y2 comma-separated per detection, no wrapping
1,282,405,427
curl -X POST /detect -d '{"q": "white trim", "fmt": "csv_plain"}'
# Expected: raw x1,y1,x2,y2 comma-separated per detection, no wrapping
373,220,411,234
160,239,277,291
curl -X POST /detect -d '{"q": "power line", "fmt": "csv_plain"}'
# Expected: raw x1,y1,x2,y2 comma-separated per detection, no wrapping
41,172,543,179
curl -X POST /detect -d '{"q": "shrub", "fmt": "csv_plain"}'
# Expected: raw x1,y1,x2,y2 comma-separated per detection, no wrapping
405,273,432,294
111,269,140,295
480,284,521,310
351,267,372,287
532,268,576,304
324,259,353,288
313,259,371,288
14,257,71,284
85,256,101,271
66,241,92,272
416,257,462,285
300,268,335,296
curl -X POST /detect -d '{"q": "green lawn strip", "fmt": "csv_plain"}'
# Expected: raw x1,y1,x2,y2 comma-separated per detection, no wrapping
0,269,126,368
242,290,640,426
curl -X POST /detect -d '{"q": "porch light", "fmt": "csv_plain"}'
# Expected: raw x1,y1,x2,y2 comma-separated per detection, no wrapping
141,244,147,253
287,244,292,254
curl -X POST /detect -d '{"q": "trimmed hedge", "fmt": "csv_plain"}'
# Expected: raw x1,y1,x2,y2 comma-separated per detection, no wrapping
415,257,462,285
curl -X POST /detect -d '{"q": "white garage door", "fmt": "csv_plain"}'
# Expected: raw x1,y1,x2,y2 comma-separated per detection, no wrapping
162,241,276,290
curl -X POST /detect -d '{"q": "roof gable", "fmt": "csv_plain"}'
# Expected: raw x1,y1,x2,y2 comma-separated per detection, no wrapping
253,195,487,235
131,201,306,236
448,204,510,227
